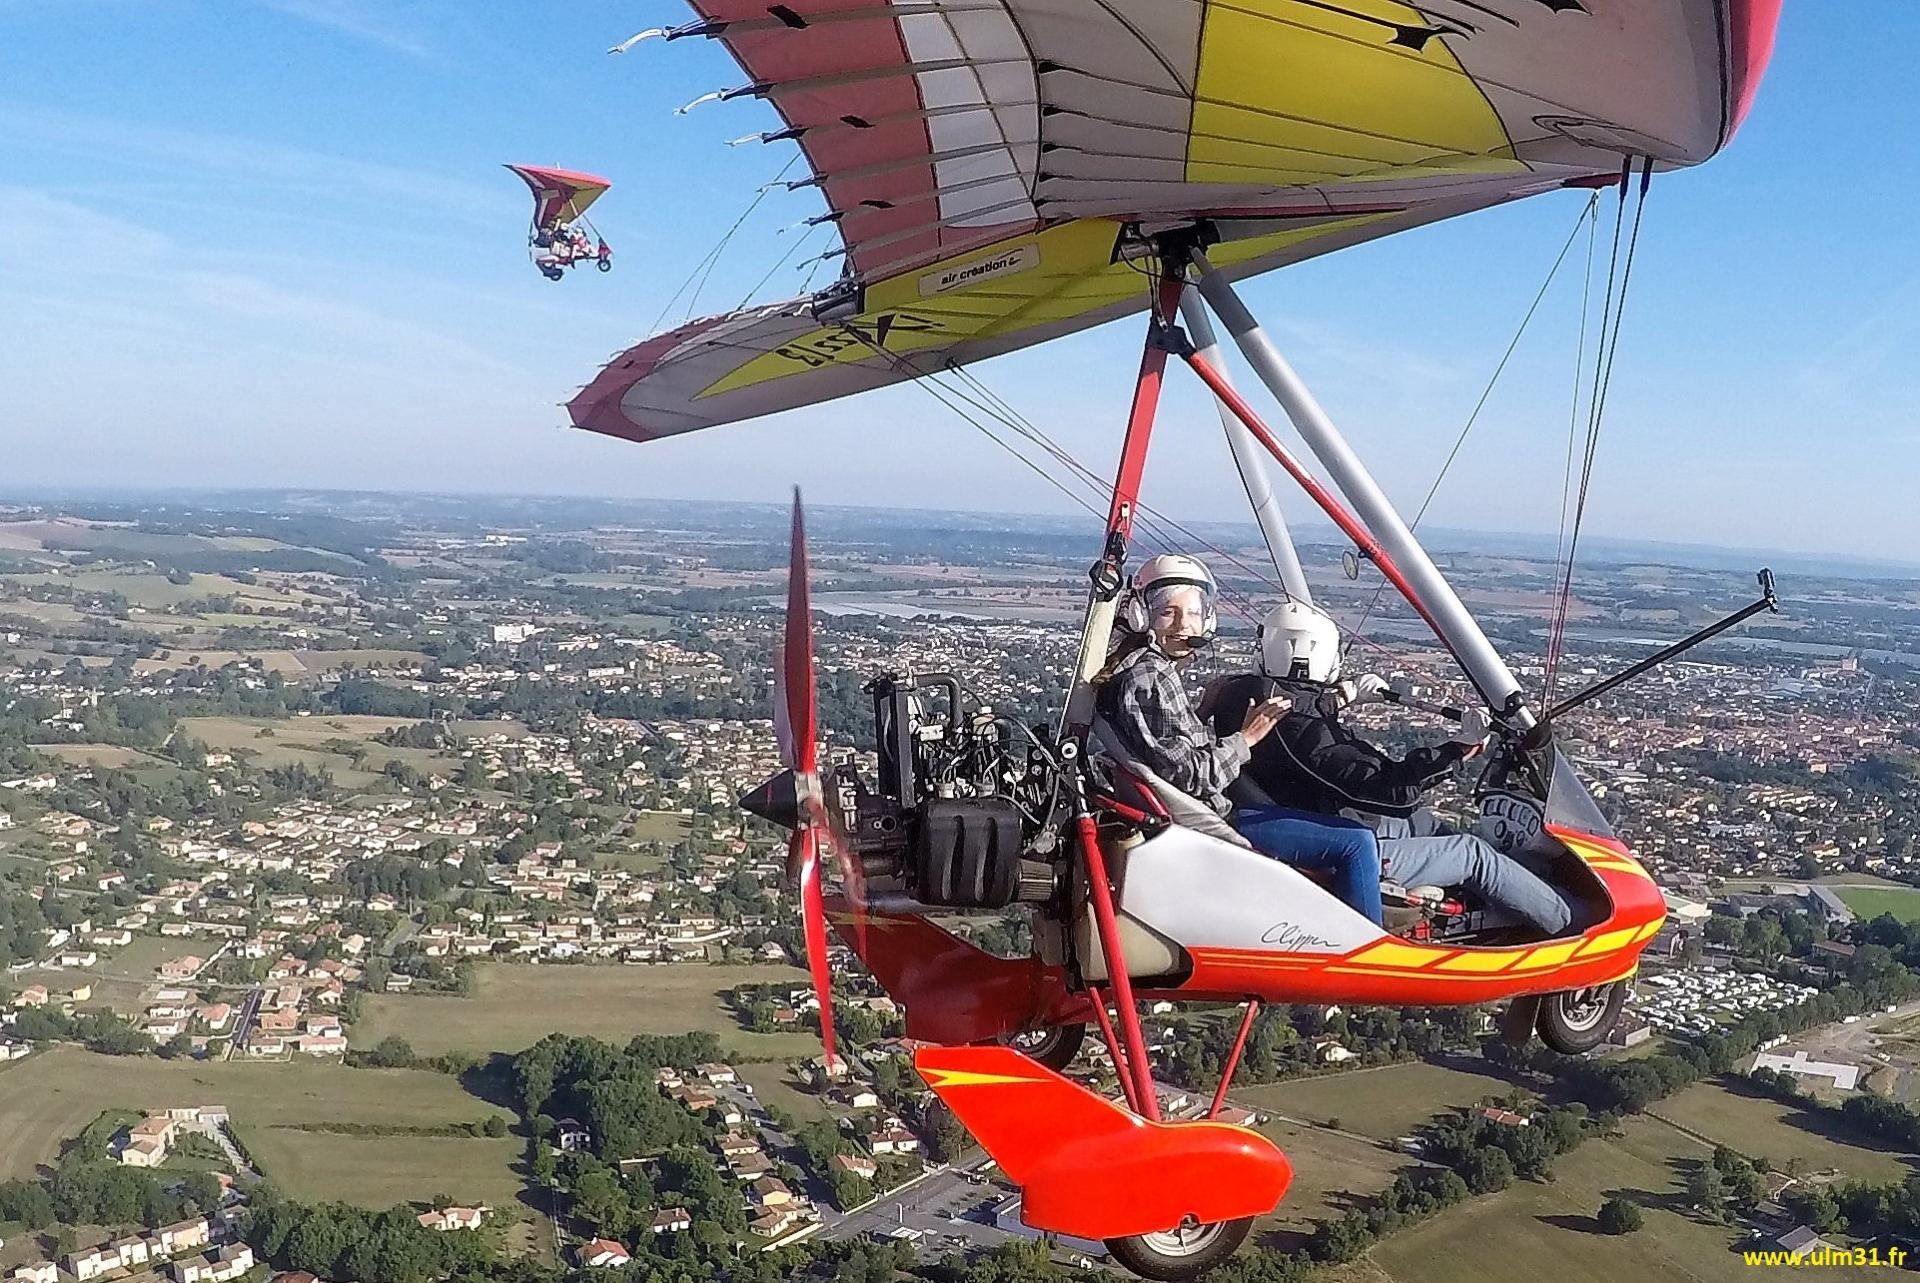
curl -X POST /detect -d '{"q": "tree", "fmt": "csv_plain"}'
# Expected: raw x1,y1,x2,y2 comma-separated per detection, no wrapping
1598,1197,1644,1234
1686,1161,1728,1223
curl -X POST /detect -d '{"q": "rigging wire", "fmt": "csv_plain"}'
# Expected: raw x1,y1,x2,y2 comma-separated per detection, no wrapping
1544,158,1655,704
1342,192,1600,655
1550,195,1602,679
646,153,802,333
935,357,1291,608
832,309,1275,624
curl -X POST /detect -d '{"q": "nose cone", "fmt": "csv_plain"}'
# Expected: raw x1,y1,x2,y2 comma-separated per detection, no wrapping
739,769,801,830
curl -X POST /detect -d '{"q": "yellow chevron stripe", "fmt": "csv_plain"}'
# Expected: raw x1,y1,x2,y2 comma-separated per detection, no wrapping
1434,949,1524,973
1575,926,1640,958
1509,939,1585,971
919,1068,1046,1090
1345,939,1440,970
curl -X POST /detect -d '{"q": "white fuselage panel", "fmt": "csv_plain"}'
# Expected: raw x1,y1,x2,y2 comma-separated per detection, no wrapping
1120,825,1386,955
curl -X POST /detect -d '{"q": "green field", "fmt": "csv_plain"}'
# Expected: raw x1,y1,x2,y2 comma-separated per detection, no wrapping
1255,1118,1412,1249
177,714,461,789
0,1046,516,1206
290,649,430,673
235,1127,524,1209
99,934,213,982
33,744,166,769
1236,1061,1515,1143
1835,886,1920,924
1653,1080,1911,1183
734,1061,833,1123
353,962,820,1058
629,810,693,843
1371,1114,1783,1283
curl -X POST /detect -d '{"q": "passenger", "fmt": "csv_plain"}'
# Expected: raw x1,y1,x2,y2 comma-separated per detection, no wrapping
1096,555,1386,924
1208,601,1573,937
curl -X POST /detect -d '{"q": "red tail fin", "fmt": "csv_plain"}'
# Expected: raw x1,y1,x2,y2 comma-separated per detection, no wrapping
917,1045,1291,1239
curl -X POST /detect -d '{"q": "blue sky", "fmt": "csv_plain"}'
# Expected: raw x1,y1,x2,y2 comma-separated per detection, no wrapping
2,3,1915,560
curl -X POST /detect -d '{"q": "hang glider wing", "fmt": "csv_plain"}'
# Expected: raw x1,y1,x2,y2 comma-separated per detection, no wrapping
571,0,1781,443
507,163,612,231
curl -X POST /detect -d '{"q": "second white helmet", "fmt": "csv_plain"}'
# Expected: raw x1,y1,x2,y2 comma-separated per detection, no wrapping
1259,600,1343,684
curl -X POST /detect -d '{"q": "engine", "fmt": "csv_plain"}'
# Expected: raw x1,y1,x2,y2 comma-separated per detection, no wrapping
827,672,1064,911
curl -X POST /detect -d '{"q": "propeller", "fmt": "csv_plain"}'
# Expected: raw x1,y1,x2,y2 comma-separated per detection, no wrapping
758,489,867,1076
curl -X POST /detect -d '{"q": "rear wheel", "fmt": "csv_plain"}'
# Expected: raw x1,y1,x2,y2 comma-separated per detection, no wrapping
1105,1215,1253,1281
1002,1023,1085,1072
1537,981,1627,1054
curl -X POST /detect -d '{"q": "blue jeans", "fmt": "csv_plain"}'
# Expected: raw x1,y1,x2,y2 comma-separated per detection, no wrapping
1233,806,1383,925
1372,814,1572,935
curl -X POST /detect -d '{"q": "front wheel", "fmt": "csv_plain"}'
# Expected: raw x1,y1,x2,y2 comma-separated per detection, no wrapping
596,257,613,272
1001,1023,1085,1072
1105,1216,1253,1281
1537,981,1627,1054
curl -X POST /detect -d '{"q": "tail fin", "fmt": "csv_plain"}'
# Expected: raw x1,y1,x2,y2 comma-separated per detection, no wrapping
917,1045,1291,1240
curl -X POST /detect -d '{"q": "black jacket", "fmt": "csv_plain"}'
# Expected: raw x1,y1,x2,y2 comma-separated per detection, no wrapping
1207,674,1467,818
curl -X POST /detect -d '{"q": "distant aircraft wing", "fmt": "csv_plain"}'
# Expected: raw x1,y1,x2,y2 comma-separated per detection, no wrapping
571,0,1781,443
506,163,612,230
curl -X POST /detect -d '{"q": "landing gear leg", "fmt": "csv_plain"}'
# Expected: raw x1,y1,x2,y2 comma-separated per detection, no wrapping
1499,994,1542,1046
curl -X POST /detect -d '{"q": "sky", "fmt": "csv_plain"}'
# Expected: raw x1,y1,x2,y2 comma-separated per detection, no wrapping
2,3,1916,561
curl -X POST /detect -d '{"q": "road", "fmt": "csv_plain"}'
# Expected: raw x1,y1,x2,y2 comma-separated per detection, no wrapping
222,987,264,1060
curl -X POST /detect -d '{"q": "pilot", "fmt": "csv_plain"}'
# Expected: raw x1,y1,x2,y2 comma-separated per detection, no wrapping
1095,555,1387,924
1207,601,1573,937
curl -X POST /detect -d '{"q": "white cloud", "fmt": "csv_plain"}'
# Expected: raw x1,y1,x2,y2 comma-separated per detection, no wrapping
260,0,432,59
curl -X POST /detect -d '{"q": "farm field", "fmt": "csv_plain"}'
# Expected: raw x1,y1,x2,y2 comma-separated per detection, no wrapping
1369,1114,1787,1283
1653,1080,1912,1183
0,1046,514,1197
1236,1060,1515,1143
352,962,820,1058
135,650,308,676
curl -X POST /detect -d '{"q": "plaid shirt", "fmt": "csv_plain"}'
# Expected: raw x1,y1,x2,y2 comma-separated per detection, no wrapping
1099,646,1250,815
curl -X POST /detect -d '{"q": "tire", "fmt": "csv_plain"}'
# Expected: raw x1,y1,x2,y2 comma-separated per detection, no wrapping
1002,1023,1086,1072
1537,981,1627,1054
1105,1216,1253,1281
597,257,613,272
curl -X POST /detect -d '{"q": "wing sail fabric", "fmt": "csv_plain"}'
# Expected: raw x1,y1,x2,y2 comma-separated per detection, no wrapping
572,0,1781,442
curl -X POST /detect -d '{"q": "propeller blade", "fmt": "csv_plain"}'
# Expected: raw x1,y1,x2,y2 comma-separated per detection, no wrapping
808,786,868,961
792,825,839,1074
773,489,817,778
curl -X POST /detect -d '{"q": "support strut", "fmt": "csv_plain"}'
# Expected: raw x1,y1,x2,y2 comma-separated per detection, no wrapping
1061,275,1185,735
1190,254,1535,725
1209,1000,1261,1120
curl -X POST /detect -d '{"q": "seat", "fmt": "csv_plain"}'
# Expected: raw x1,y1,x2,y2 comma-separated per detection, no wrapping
1088,716,1250,848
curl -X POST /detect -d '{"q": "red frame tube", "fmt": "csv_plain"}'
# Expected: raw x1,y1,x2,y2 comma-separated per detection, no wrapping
1075,812,1161,1121
1103,277,1186,542
1181,351,1447,639
1085,986,1141,1114
1209,1000,1260,1120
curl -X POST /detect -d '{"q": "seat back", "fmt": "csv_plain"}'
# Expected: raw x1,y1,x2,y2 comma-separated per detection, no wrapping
1088,716,1251,850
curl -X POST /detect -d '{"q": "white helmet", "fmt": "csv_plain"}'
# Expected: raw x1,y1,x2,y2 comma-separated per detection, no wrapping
1120,554,1217,641
1259,600,1342,683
